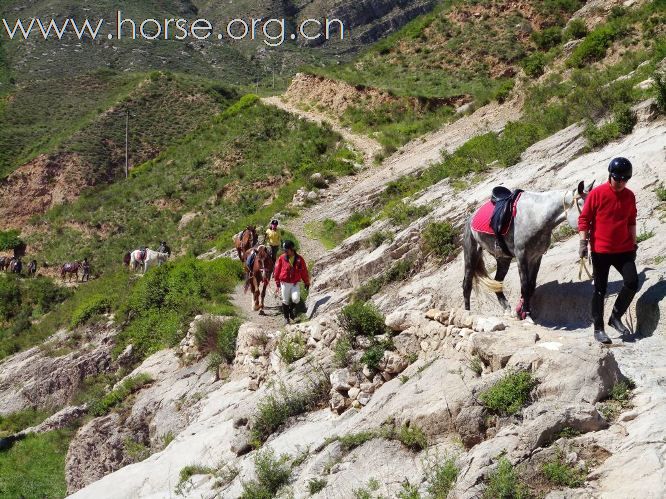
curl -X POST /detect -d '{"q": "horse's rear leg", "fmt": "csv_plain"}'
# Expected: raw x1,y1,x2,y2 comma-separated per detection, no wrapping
516,256,532,321
494,258,512,312
462,224,478,311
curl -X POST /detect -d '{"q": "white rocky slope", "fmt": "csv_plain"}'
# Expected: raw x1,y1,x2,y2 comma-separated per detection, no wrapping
64,101,666,498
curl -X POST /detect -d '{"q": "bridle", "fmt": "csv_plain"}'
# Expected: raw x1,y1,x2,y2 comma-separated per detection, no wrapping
562,188,592,280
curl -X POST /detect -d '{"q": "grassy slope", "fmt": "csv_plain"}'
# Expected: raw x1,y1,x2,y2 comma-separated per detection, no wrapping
0,430,73,497
28,95,352,266
0,71,238,180
300,0,586,156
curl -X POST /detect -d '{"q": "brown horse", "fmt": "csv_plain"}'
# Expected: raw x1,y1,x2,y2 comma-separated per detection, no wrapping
0,256,9,271
243,245,274,313
234,226,258,261
61,262,81,282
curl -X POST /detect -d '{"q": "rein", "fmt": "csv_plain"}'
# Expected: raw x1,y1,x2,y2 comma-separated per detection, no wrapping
562,189,592,280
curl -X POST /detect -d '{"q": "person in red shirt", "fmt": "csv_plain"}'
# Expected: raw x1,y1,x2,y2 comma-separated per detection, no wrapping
578,157,638,344
274,240,310,324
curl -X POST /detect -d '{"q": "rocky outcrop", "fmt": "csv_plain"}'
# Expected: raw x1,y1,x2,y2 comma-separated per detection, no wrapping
0,322,115,415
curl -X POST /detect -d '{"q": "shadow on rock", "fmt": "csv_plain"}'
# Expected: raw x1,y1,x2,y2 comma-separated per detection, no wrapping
636,278,666,338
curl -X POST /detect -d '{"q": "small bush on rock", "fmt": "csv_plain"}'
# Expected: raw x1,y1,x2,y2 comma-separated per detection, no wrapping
563,19,588,40
422,221,459,259
240,449,292,499
339,302,387,337
479,371,536,416
89,373,153,416
542,451,586,488
278,331,307,364
425,456,459,498
397,423,428,451
308,478,327,494
483,457,529,499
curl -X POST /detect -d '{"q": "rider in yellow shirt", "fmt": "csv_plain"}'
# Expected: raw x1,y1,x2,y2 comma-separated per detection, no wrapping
263,219,281,261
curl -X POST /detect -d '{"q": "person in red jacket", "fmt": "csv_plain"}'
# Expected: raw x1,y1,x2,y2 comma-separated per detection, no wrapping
578,157,638,344
274,240,310,324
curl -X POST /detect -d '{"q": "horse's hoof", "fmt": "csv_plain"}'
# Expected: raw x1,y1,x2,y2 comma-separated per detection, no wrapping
259,309,265,316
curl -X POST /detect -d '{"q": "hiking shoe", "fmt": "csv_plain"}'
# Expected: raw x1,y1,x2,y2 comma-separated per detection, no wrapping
594,329,612,344
608,314,631,337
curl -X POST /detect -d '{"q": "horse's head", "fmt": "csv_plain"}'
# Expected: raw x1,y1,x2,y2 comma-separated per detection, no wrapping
255,245,273,283
565,180,595,229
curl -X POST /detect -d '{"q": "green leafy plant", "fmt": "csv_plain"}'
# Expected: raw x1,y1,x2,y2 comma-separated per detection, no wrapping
397,423,428,451
240,449,292,499
338,302,387,337
278,332,307,364
521,52,547,78
483,457,529,499
422,221,459,259
563,19,588,41
542,451,586,487
308,478,327,495
479,371,536,416
89,373,153,417
425,456,459,498
70,295,110,328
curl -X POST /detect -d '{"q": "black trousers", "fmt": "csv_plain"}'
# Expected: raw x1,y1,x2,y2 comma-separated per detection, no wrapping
591,251,638,330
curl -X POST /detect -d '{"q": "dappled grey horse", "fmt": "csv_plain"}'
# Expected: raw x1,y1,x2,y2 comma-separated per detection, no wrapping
463,180,594,321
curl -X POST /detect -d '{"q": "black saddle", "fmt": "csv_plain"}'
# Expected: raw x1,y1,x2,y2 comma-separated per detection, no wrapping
490,186,523,256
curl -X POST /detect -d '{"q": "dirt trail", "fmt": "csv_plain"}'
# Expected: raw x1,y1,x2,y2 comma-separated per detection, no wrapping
261,96,382,165
231,280,285,331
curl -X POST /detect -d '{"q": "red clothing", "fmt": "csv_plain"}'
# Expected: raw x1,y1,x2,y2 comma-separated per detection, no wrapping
578,181,637,254
274,253,310,287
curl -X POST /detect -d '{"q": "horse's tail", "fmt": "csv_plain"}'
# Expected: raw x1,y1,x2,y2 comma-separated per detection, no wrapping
465,223,503,293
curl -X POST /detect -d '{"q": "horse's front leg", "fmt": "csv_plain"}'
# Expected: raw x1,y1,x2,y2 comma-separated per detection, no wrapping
516,255,532,321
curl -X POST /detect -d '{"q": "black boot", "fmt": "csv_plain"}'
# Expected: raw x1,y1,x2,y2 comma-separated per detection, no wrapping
608,313,633,341
591,290,605,332
289,304,296,320
282,304,291,324
594,329,612,344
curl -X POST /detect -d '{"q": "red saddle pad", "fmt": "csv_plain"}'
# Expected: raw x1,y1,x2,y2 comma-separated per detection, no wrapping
471,193,522,235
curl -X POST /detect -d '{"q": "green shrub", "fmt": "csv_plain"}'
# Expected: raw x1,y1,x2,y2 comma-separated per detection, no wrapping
613,104,637,134
610,379,635,401
89,373,153,416
240,449,292,499
368,230,393,248
584,120,620,148
469,356,483,376
397,481,421,499
361,342,387,371
0,277,21,321
70,295,110,328
352,259,413,303
483,457,529,499
251,376,330,444
556,426,582,439
425,457,459,498
397,423,428,451
531,27,562,51
493,80,515,103
384,201,431,226
308,478,327,495
333,335,352,367
422,221,459,259
0,230,22,251
655,183,666,202
194,316,241,364
278,332,307,364
568,22,625,68
521,52,548,78
542,452,586,487
338,302,387,337
479,371,536,416
563,19,588,40
656,71,666,113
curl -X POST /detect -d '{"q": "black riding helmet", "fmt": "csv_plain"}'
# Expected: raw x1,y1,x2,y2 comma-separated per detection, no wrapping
283,240,295,251
608,157,632,180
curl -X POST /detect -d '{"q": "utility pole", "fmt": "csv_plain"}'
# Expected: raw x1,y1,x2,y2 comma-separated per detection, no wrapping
125,108,129,179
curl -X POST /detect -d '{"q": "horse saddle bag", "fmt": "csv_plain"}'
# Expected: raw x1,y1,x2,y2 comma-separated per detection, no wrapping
489,186,523,256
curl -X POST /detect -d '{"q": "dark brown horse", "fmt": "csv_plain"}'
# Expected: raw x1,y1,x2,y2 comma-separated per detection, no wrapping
234,226,258,261
243,245,274,313
61,262,81,282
